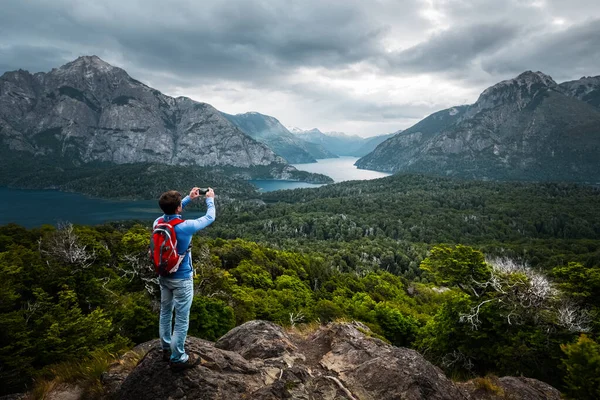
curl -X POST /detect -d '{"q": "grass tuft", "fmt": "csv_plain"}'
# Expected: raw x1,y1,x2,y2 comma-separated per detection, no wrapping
472,375,505,396
30,350,119,400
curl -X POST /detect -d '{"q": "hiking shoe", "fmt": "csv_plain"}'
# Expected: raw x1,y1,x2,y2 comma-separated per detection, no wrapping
162,349,171,362
170,353,201,370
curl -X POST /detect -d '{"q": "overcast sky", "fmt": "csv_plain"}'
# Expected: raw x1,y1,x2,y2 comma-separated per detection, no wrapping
1,0,599,136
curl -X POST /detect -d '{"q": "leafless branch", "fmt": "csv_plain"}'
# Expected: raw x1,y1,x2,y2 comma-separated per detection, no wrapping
40,222,96,271
557,302,592,333
459,298,498,330
289,311,305,327
24,301,40,324
441,350,474,371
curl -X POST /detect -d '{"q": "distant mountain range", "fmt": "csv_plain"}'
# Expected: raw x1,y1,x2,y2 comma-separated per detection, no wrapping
0,56,285,168
289,127,397,157
559,75,600,108
0,56,338,186
356,72,600,182
221,112,335,162
221,111,395,162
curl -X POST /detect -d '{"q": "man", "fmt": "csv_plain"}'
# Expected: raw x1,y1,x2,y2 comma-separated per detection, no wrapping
154,187,215,369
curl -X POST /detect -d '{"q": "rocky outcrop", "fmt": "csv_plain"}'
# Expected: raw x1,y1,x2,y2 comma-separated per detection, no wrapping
109,320,561,400
559,75,600,108
223,112,326,163
457,376,562,400
0,56,284,168
355,106,468,172
356,71,600,182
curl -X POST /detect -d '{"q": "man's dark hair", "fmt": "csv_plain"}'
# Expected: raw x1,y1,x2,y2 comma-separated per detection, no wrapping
159,190,182,214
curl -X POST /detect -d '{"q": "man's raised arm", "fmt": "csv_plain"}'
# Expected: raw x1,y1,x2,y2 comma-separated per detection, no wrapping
180,187,202,210
182,188,216,232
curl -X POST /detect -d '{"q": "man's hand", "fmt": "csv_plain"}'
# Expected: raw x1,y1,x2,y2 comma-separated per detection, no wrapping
189,187,201,200
205,187,215,198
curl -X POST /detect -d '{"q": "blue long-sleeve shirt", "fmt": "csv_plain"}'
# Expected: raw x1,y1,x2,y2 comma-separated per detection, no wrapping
153,195,215,279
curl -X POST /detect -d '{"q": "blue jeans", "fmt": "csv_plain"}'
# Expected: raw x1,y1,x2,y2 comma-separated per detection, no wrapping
159,277,193,363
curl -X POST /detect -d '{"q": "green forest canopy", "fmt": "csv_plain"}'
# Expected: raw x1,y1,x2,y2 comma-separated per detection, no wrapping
0,174,599,398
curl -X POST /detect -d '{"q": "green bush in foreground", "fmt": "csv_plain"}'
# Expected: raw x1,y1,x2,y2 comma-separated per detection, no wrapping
561,334,600,400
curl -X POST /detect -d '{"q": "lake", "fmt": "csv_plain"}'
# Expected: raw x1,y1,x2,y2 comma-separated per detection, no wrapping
1,157,390,227
250,157,391,192
0,187,201,228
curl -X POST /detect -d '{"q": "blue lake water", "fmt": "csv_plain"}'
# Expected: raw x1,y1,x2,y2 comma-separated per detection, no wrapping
1,157,390,227
0,187,209,228
293,157,391,182
249,157,391,192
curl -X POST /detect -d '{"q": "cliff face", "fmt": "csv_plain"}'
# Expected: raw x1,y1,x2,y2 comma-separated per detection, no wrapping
559,75,600,108
103,321,561,400
355,106,468,172
356,72,600,182
0,56,283,168
222,112,322,163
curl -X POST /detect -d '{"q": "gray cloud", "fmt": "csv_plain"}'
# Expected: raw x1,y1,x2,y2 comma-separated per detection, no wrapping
1,0,600,134
0,45,72,74
481,18,600,81
381,23,521,75
0,0,389,83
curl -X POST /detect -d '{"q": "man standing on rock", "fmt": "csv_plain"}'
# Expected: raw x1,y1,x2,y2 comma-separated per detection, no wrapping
154,187,216,369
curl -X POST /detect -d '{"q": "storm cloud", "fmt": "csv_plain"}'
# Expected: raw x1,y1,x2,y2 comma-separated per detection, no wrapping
1,0,599,135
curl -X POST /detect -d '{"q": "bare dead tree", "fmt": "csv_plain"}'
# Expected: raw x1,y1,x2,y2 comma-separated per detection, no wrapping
458,256,591,332
557,301,593,333
40,222,96,272
119,252,159,296
459,298,498,330
441,350,474,371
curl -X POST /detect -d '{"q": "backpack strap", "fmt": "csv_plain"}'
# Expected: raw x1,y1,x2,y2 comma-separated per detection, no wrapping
166,217,185,227
164,218,192,254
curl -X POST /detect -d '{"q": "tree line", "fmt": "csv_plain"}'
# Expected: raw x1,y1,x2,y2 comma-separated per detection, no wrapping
0,173,599,398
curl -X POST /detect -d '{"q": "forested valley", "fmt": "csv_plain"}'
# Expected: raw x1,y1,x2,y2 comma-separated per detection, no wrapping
1,174,599,398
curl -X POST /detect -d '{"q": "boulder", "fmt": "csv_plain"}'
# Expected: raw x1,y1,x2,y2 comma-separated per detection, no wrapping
457,376,562,400
111,320,562,400
215,320,297,360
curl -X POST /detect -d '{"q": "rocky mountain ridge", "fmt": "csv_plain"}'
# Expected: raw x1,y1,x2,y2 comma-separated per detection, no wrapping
0,56,284,168
97,320,561,400
356,71,600,182
290,127,396,157
559,75,600,108
222,111,335,162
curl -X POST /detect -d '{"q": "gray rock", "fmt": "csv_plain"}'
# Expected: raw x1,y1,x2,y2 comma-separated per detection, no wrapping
457,376,561,400
215,320,298,360
0,56,284,168
356,71,600,182
315,322,467,400
116,337,264,400
111,321,561,400
559,75,600,108
222,112,320,163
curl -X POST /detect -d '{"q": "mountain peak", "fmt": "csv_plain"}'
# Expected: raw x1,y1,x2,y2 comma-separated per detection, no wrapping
324,131,359,139
481,71,558,97
61,55,118,72
559,75,600,107
515,70,556,85
472,70,558,112
0,55,285,168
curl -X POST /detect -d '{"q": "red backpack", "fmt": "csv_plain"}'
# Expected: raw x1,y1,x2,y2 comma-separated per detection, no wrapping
150,217,186,276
